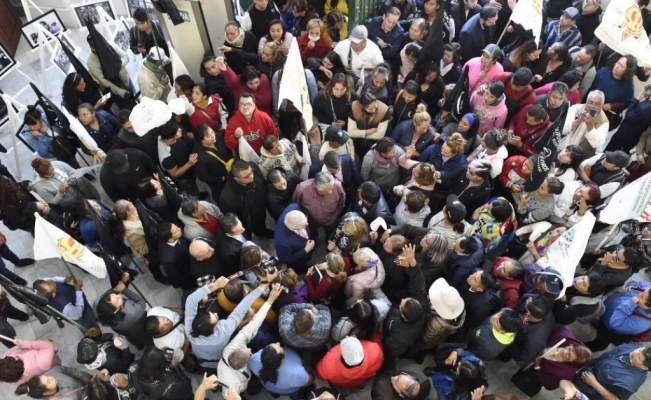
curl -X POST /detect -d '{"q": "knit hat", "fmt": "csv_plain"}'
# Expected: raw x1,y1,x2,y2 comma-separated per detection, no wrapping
512,68,533,86
462,113,475,126
605,150,629,169
340,336,364,366
76,338,99,364
563,7,580,21
483,129,505,150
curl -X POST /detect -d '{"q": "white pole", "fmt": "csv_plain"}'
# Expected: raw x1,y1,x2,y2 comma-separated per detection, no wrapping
1,94,26,181
0,334,16,344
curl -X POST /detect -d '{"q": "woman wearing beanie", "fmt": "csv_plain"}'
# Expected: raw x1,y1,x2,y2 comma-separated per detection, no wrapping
440,113,481,157
75,338,134,375
0,339,60,385
466,128,508,178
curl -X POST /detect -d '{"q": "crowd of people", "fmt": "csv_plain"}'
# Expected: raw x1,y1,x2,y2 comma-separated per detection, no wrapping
2,0,651,399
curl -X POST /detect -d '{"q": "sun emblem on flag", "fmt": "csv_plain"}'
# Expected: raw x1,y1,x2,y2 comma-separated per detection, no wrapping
620,5,644,40
57,234,85,259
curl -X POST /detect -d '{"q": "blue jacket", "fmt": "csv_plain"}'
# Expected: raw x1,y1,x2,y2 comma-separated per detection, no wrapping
447,235,485,287
275,203,312,271
418,140,468,191
20,107,55,158
458,13,495,63
366,16,404,61
308,154,363,191
390,119,435,154
603,281,651,335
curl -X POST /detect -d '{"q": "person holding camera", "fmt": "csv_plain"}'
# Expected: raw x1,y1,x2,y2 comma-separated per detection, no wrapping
184,268,279,373
559,90,609,159
30,158,99,211
128,347,193,400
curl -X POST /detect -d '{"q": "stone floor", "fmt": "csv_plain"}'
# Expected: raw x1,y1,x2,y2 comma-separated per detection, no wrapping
1,20,651,400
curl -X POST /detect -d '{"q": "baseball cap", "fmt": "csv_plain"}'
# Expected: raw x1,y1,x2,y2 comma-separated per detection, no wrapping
537,268,563,295
445,194,467,224
563,7,580,21
147,46,169,62
512,68,534,86
349,25,368,44
105,150,130,175
428,278,465,320
324,125,350,144
340,336,364,366
605,150,629,169
482,43,502,60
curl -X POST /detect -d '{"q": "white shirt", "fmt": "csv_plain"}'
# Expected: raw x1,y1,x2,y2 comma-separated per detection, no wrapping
147,306,186,363
333,39,384,81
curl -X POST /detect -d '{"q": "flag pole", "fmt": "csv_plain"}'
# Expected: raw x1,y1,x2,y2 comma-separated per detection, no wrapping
495,18,513,47
594,223,620,251
0,334,16,344
60,257,78,284
45,305,88,332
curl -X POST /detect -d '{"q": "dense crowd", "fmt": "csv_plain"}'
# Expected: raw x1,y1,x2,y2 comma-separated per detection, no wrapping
2,0,651,399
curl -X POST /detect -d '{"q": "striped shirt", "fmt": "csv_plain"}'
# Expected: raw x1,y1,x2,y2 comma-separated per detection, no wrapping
543,20,582,51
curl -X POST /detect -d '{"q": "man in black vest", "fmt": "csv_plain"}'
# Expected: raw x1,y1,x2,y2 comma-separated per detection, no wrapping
578,151,629,200
33,276,100,334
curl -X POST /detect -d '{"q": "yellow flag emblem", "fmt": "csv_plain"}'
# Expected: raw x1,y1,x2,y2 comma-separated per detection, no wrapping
622,5,644,40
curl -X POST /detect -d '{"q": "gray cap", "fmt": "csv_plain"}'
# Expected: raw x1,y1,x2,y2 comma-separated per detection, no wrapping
349,25,368,44
482,43,502,60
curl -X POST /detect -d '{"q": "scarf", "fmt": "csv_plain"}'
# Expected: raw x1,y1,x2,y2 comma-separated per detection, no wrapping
372,149,397,167
144,59,166,81
86,348,107,370
225,28,245,48
440,60,453,77
195,97,210,110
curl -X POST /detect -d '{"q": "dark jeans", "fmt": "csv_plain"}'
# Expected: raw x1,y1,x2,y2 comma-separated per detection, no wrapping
0,297,29,322
0,244,23,281
76,301,100,333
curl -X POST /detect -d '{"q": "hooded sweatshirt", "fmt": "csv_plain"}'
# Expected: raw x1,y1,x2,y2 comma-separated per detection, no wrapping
316,331,384,388
467,310,516,361
224,109,278,156
470,91,508,137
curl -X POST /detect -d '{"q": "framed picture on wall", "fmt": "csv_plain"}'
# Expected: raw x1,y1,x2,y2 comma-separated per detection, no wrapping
50,34,77,76
15,122,35,153
127,0,159,24
0,44,17,79
74,0,117,27
112,17,131,53
21,9,67,49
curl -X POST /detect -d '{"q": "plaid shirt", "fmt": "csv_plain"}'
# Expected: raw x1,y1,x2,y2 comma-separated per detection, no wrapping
543,20,582,51
279,303,331,351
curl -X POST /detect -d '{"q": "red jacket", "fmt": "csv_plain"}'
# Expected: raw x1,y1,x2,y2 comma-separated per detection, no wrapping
297,34,332,64
222,66,273,116
496,155,529,189
188,95,224,132
224,109,277,155
316,331,384,388
496,72,537,113
507,104,552,156
306,257,351,302
492,257,522,309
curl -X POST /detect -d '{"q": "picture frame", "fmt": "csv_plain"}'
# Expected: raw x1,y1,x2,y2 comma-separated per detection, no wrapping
50,34,77,76
74,0,116,27
0,44,17,79
127,0,159,24
15,122,35,154
112,17,131,53
21,9,67,50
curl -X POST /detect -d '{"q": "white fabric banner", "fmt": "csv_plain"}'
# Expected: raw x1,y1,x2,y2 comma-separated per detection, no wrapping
595,0,651,66
547,212,596,298
277,38,313,129
60,106,105,159
294,131,312,179
509,0,544,46
599,173,651,224
167,42,190,79
238,136,260,163
33,213,107,279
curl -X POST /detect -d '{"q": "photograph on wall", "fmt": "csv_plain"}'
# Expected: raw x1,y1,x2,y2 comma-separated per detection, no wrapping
50,34,77,76
15,122,36,153
112,17,131,53
127,0,159,24
74,0,116,27
0,44,17,79
21,9,67,49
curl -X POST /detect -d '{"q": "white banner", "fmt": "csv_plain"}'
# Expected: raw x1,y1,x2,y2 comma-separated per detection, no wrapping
167,41,189,80
277,38,313,129
510,0,544,46
599,173,651,224
33,213,107,279
60,106,105,158
595,0,651,66
547,212,596,298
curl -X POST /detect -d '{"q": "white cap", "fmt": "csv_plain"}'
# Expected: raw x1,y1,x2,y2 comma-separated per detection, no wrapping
340,336,364,366
147,46,169,62
428,278,465,320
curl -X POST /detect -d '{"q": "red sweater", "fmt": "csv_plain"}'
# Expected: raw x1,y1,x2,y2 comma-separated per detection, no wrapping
497,155,529,189
316,331,384,388
507,104,552,156
188,95,224,132
306,257,351,302
222,66,273,116
297,34,332,64
224,109,277,155
492,257,522,309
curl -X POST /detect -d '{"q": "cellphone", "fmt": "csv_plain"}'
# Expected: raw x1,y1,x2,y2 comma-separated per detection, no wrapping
588,109,597,117
164,348,174,363
101,93,111,102
645,84,651,98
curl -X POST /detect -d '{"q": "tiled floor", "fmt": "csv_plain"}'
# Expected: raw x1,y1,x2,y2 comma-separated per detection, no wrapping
1,21,651,400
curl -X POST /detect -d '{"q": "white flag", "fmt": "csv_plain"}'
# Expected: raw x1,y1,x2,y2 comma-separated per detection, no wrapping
510,0,544,46
595,0,651,66
547,212,596,298
33,213,107,279
167,41,189,79
277,38,313,130
60,106,105,157
599,173,651,224
238,136,260,163
294,131,312,179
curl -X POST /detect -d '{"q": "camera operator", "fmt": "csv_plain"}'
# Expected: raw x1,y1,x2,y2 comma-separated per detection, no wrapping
184,268,279,373
559,90,609,159
128,347,192,400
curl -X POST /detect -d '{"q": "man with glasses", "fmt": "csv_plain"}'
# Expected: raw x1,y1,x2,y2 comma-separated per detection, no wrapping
559,90,609,158
219,159,275,239
581,245,641,294
224,93,278,157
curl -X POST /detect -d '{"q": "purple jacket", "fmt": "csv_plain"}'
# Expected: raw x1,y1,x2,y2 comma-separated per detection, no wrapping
272,283,309,313
536,326,586,390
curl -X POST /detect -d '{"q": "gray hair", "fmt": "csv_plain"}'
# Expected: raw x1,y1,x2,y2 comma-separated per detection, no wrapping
587,90,605,104
314,171,335,190
323,151,342,170
180,196,199,216
425,230,448,265
370,65,390,82
550,81,569,96
285,210,307,230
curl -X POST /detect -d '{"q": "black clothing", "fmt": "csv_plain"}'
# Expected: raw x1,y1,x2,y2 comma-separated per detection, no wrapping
158,238,194,290
265,168,303,221
214,227,249,270
117,128,158,163
450,3,482,41
223,30,259,75
449,173,494,221
100,148,156,202
129,22,168,56
193,137,232,200
99,344,135,375
200,67,235,114
312,92,355,127
605,98,651,152
218,163,268,236
575,2,602,46
129,363,193,400
245,3,282,42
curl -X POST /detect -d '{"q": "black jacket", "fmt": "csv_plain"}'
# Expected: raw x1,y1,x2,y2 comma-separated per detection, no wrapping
99,344,135,375
214,226,249,269
392,224,443,283
117,128,159,163
100,148,156,202
383,306,426,357
223,30,259,75
502,294,556,365
350,187,396,227
450,172,494,221
457,277,496,330
200,66,234,114
218,163,267,234
309,154,362,193
158,238,194,290
129,363,193,400
575,2,602,46
193,138,232,197
265,168,303,221
189,252,233,280
450,3,482,41
245,3,282,42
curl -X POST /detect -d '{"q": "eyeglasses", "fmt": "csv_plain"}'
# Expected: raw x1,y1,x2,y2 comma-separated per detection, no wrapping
239,103,254,108
586,100,602,107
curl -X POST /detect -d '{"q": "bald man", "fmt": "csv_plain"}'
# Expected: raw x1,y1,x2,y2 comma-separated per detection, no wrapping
189,239,236,280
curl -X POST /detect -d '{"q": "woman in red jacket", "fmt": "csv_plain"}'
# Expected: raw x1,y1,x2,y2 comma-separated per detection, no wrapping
186,83,228,132
306,252,350,303
297,19,332,64
217,57,273,116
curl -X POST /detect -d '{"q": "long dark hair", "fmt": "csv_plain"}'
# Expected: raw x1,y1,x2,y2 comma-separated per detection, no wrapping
554,145,583,177
139,348,168,383
264,19,286,43
449,359,488,398
607,53,637,82
15,374,51,398
0,177,22,209
259,345,285,384
23,105,44,126
85,378,118,400
96,292,126,326
324,51,345,74
62,72,83,102
346,299,379,340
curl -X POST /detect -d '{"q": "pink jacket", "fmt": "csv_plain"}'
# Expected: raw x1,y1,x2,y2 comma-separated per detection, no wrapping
465,57,504,93
3,340,60,385
470,91,508,137
344,260,386,306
